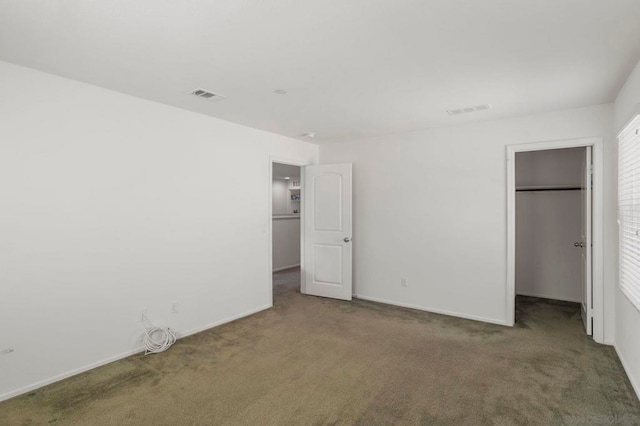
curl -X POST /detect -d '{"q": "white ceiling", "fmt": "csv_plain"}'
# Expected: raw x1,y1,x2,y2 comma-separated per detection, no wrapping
1,1,639,143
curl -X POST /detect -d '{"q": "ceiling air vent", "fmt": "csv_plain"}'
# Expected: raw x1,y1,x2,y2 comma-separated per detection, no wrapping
190,88,227,102
446,104,492,116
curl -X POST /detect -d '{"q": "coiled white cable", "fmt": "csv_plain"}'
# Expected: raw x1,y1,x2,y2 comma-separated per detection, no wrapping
142,314,177,355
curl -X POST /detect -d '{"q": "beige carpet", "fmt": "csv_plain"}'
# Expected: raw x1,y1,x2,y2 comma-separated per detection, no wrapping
1,268,639,425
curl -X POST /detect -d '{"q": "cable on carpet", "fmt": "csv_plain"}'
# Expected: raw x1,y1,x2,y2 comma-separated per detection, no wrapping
141,313,177,355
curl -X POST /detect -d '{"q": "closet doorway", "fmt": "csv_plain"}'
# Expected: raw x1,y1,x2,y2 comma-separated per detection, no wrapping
271,161,303,302
515,148,590,332
506,138,603,342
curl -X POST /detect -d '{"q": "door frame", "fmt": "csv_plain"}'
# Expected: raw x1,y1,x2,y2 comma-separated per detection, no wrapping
506,137,604,343
268,156,310,307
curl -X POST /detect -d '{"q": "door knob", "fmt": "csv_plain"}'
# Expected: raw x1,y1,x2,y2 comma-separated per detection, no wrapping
574,242,584,248
344,237,351,243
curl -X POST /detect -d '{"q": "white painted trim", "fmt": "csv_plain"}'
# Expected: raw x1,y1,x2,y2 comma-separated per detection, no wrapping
178,304,271,338
268,157,309,302
515,291,581,304
354,294,509,326
0,304,270,403
506,136,605,344
300,168,307,295
272,264,300,272
507,147,516,327
0,348,144,403
615,345,640,400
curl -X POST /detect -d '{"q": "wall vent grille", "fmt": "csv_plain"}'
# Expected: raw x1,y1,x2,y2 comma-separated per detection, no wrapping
190,88,227,102
447,104,492,116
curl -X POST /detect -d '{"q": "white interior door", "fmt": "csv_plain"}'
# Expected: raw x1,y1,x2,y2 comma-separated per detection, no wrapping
580,146,593,335
302,164,352,300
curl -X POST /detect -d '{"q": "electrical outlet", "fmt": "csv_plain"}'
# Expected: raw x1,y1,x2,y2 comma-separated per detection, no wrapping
170,301,178,314
401,277,408,287
0,348,14,355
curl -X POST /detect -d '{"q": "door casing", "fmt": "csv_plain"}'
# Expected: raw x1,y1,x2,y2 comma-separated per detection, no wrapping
581,146,593,335
506,137,604,343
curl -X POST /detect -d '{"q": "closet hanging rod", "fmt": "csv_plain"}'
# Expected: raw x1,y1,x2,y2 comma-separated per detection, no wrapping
516,185,582,192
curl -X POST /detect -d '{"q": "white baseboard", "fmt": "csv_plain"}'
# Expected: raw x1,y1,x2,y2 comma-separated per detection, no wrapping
516,291,581,303
353,294,508,326
0,347,143,403
272,264,300,272
178,304,271,339
0,304,271,403
615,344,640,401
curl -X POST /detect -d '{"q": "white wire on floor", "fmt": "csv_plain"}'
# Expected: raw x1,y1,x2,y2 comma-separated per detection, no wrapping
142,314,177,355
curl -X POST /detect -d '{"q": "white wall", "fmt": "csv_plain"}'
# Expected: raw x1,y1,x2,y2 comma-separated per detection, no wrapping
614,58,640,398
515,149,583,302
515,148,583,187
272,179,289,215
0,61,318,401
272,176,301,270
272,217,301,271
320,104,615,331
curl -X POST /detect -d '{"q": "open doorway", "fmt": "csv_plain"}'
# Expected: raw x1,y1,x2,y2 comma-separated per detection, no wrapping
268,160,354,306
271,162,302,300
514,147,590,333
507,137,603,343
